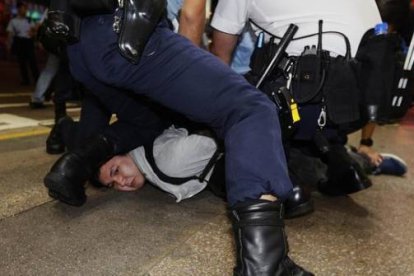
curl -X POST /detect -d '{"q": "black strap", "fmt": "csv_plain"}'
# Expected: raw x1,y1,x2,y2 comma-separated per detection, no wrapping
144,137,222,185
360,138,374,147
198,149,223,182
144,143,199,185
250,20,352,60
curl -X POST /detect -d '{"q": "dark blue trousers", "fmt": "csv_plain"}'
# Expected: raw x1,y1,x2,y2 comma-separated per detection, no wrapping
67,14,292,206
61,90,168,154
62,56,169,153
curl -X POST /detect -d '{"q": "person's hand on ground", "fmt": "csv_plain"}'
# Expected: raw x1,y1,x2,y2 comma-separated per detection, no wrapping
358,145,383,166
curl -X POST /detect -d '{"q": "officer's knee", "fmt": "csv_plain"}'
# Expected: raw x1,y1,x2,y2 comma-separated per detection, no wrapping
244,94,278,121
225,93,279,130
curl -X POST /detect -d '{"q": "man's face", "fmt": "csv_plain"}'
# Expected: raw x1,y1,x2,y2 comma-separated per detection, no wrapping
99,155,145,192
18,4,27,17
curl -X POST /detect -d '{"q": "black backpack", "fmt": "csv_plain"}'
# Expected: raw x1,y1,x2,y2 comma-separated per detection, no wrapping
356,29,413,124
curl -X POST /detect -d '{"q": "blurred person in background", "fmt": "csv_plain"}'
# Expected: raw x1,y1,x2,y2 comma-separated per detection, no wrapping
6,1,38,85
29,52,59,108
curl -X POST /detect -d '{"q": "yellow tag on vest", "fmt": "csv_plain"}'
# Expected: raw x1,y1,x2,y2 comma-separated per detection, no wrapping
290,102,300,123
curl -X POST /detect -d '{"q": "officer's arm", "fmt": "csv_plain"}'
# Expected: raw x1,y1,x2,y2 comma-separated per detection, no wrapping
210,29,238,65
178,0,206,46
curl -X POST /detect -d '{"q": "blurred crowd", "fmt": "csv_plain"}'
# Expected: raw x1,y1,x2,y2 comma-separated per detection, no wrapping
0,0,47,60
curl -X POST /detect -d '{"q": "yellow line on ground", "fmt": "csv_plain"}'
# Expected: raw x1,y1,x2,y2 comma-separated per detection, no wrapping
0,92,31,97
0,128,50,141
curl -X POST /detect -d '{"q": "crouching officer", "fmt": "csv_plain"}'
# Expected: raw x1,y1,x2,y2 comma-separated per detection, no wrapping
42,0,314,275
210,0,382,206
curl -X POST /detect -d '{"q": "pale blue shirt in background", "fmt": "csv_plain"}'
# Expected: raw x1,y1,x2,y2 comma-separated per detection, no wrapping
167,0,184,21
166,0,184,32
231,27,255,75
6,17,34,38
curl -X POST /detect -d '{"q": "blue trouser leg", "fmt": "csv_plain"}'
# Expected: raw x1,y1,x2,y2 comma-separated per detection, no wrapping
53,60,73,104
74,92,111,148
32,53,60,103
68,42,168,154
99,91,169,153
16,54,29,83
63,89,168,154
68,15,292,206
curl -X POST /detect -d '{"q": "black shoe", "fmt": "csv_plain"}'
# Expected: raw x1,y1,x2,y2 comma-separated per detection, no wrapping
318,145,372,196
284,183,314,219
44,157,87,206
318,171,372,196
29,101,46,109
46,116,73,154
230,200,314,276
44,135,115,206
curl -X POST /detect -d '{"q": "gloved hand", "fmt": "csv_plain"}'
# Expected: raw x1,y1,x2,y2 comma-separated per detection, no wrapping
43,10,81,44
37,22,65,56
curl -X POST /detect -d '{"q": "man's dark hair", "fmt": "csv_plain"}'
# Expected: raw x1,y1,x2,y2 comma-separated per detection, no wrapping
89,171,106,188
88,153,129,189
16,2,27,9
89,178,106,188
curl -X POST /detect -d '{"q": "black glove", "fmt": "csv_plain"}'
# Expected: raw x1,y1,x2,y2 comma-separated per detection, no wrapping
44,10,81,44
37,22,65,56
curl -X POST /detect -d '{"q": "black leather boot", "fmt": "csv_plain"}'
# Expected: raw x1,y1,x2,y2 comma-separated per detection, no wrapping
117,0,166,63
54,101,67,122
230,200,314,276
284,182,314,219
312,132,371,196
318,145,372,196
46,115,73,154
44,135,115,206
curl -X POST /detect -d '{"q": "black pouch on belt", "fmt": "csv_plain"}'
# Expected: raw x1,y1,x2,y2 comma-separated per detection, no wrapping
291,20,327,104
291,46,326,104
324,55,361,125
117,0,166,64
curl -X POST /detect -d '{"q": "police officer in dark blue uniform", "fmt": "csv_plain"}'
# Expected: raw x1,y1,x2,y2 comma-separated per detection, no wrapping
42,0,313,275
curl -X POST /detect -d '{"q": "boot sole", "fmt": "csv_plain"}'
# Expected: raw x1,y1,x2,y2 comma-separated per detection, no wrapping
44,172,85,206
285,200,314,219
